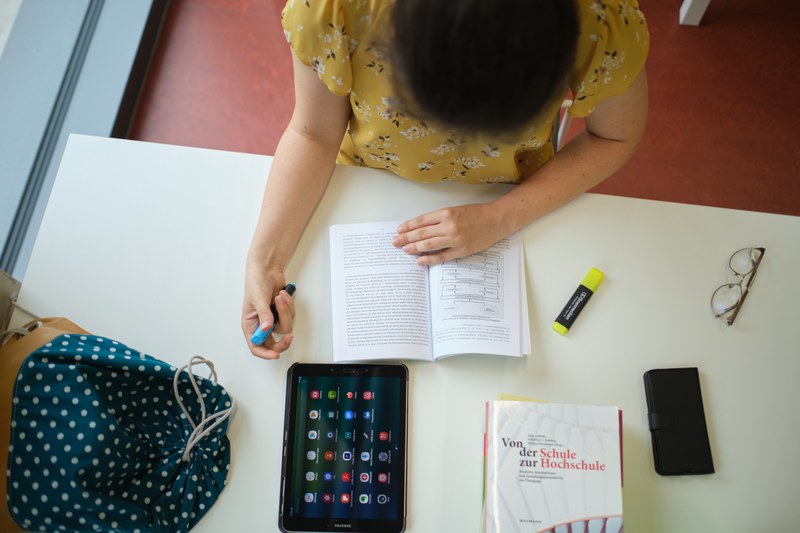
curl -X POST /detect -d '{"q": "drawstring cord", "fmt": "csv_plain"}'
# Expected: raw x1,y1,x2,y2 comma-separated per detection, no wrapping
0,319,43,347
1,323,234,462
173,356,236,462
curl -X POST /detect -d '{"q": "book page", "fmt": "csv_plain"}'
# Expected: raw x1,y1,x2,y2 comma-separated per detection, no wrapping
429,232,527,359
330,221,433,362
520,247,531,355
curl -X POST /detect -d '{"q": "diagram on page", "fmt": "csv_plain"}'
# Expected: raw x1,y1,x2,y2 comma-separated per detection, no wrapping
436,247,505,320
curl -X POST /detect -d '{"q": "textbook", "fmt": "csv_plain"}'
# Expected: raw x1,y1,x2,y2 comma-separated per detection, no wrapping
484,400,623,533
329,221,530,362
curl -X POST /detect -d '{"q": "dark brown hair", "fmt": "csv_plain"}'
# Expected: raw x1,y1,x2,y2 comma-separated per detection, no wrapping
389,0,579,136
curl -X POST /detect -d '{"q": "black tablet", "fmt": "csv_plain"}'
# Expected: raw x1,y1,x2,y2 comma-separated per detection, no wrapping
279,363,409,533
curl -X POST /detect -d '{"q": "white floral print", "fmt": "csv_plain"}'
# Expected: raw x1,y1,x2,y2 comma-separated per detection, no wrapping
282,0,648,183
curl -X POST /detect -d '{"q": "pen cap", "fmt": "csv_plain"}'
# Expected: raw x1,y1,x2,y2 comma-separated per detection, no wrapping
581,268,604,292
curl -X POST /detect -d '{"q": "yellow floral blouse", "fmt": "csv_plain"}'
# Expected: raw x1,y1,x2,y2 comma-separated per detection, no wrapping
282,0,649,184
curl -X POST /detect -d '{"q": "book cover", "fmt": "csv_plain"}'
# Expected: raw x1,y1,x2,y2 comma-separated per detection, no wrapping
484,401,623,533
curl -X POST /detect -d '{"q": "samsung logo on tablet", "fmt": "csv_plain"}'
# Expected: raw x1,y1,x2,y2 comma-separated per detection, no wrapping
334,524,352,529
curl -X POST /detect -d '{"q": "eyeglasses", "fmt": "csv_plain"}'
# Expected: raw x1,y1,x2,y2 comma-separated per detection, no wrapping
710,247,765,326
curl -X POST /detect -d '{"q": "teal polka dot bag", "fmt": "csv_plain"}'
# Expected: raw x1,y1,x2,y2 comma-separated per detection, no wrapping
6,333,235,532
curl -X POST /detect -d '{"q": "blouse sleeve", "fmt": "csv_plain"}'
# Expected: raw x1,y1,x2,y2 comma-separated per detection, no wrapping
281,0,354,96
568,0,650,117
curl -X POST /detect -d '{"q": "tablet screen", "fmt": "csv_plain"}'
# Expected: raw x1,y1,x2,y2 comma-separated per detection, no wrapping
280,364,408,533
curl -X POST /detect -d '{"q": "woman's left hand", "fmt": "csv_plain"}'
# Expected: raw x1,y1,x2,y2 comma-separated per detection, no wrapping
392,203,507,265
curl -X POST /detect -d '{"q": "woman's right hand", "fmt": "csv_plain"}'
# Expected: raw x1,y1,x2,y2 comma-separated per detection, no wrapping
242,262,295,360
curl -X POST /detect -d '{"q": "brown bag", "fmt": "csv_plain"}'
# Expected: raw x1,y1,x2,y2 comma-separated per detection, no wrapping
0,317,90,532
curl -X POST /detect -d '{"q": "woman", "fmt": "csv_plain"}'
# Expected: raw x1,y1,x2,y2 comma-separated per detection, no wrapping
243,0,649,359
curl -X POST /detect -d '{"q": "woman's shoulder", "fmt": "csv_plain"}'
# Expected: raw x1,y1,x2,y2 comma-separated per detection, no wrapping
570,0,650,117
282,0,388,96
575,0,648,25
282,0,386,38
573,0,649,54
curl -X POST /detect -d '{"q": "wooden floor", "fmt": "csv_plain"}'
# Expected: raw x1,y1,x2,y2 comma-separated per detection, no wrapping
129,0,800,216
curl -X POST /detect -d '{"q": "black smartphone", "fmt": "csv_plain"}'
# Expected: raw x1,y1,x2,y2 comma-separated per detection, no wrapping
279,363,409,533
643,367,714,476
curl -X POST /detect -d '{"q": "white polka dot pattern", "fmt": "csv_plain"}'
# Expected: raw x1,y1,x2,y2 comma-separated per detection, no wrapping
6,334,233,532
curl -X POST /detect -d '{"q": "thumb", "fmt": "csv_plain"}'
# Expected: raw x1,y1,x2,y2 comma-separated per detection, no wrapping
252,284,276,332
255,297,275,332
249,296,276,346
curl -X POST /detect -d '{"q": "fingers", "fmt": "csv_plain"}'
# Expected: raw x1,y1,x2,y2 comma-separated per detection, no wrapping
393,204,498,265
400,236,450,256
242,285,297,360
394,210,468,261
396,211,440,234
249,333,294,360
242,303,266,344
414,248,460,266
393,212,444,248
272,290,296,335
393,213,454,257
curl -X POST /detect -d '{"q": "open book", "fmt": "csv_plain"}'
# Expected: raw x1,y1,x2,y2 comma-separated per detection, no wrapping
329,221,530,362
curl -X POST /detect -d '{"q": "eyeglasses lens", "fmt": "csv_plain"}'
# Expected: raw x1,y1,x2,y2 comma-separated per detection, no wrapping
729,248,759,276
711,283,742,316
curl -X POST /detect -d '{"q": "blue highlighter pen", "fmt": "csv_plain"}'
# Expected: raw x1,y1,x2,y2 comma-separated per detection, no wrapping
250,283,297,345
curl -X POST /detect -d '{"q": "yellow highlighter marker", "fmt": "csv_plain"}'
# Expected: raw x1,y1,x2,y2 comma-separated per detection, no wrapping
553,268,604,335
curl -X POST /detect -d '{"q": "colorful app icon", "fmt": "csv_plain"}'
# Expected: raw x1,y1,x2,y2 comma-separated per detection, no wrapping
324,451,335,461
327,390,337,400
344,410,354,420
310,390,320,399
362,411,371,420
307,451,317,460
340,494,351,504
346,391,354,399
305,472,316,481
362,391,373,400
323,472,334,482
377,473,388,484
309,410,320,420
322,493,333,503
344,431,353,440
360,451,371,461
359,472,370,483
308,430,319,440
359,494,369,504
378,452,389,462
342,451,353,461
327,410,336,419
341,472,352,482
304,493,314,503
376,494,388,504
378,431,389,441
326,430,335,440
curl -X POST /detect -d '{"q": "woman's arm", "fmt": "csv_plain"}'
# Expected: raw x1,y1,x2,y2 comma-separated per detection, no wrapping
393,69,649,265
242,55,350,359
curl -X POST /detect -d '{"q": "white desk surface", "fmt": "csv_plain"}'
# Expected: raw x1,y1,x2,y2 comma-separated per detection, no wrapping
17,134,800,532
